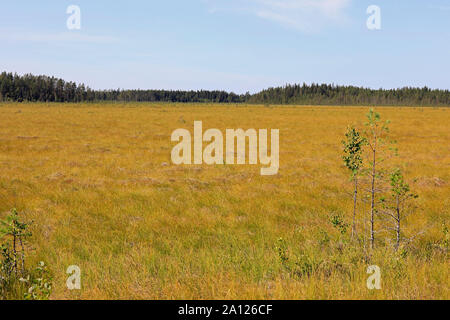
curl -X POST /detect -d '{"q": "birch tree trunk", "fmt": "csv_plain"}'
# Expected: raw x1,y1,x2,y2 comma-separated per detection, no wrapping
396,195,401,251
352,176,358,239
370,135,377,250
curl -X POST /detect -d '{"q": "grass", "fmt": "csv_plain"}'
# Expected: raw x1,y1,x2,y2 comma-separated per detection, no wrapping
0,103,448,299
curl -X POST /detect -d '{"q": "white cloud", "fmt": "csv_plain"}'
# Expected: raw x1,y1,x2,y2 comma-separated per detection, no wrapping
204,0,351,32
428,4,450,11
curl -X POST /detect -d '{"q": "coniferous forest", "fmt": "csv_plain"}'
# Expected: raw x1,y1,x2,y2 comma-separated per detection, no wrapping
1,72,449,106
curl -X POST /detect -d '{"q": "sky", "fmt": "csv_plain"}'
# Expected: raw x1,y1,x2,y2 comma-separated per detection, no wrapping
0,0,449,93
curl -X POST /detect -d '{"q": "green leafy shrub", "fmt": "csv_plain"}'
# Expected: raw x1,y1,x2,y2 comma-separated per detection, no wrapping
330,213,349,235
22,262,53,300
0,209,52,300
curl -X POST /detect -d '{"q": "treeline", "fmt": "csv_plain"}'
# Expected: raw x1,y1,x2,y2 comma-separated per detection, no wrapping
93,89,245,103
1,72,449,106
248,83,450,106
0,72,243,103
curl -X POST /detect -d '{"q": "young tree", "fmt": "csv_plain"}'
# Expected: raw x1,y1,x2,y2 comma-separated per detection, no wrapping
342,126,366,239
0,209,32,276
381,169,418,250
364,109,395,249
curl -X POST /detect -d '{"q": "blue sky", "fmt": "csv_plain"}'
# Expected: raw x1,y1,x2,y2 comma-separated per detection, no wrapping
0,0,449,93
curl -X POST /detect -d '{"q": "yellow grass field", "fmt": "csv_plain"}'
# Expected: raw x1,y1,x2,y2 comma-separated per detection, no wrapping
0,103,448,300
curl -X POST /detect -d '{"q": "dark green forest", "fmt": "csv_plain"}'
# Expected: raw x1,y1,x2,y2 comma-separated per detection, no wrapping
1,72,449,106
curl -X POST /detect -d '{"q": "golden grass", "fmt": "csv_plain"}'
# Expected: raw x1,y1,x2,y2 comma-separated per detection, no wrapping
0,103,448,300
